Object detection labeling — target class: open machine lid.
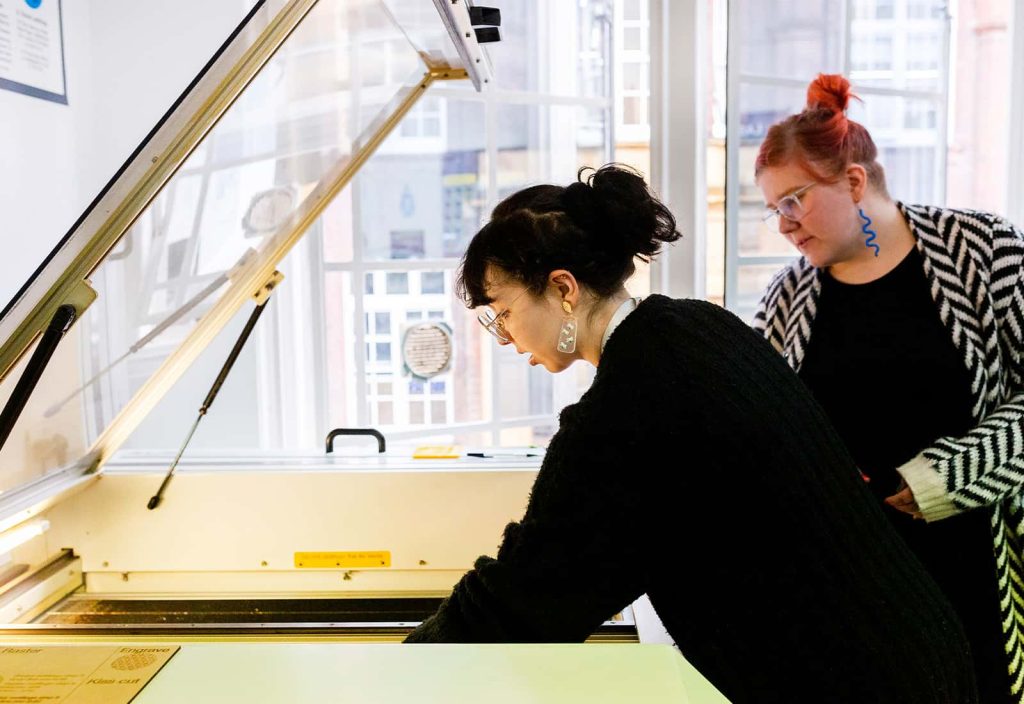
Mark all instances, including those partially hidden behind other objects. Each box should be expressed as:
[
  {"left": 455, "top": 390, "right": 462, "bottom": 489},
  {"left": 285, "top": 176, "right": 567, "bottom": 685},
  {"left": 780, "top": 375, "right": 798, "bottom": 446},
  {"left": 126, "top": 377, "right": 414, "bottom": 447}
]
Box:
[{"left": 0, "top": 0, "right": 498, "bottom": 527}]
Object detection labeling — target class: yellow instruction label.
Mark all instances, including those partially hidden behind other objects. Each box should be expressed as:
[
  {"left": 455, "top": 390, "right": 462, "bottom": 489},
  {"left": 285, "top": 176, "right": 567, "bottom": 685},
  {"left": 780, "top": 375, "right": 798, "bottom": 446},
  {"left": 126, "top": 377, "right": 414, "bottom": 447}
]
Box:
[
  {"left": 413, "top": 445, "right": 461, "bottom": 458},
  {"left": 294, "top": 551, "right": 391, "bottom": 568}
]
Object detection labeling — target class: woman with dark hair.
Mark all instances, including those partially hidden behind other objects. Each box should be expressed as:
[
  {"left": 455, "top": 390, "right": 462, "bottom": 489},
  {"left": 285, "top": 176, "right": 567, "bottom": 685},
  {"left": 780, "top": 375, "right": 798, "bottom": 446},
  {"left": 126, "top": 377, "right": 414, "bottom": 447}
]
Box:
[
  {"left": 753, "top": 74, "right": 1024, "bottom": 702},
  {"left": 406, "top": 164, "right": 977, "bottom": 703}
]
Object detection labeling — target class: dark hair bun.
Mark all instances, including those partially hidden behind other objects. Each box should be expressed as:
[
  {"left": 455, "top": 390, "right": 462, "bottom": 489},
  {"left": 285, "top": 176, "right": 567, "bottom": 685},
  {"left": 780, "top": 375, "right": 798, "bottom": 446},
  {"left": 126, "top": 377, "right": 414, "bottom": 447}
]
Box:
[
  {"left": 806, "top": 73, "right": 853, "bottom": 113},
  {"left": 581, "top": 164, "right": 681, "bottom": 261},
  {"left": 456, "top": 163, "right": 682, "bottom": 307}
]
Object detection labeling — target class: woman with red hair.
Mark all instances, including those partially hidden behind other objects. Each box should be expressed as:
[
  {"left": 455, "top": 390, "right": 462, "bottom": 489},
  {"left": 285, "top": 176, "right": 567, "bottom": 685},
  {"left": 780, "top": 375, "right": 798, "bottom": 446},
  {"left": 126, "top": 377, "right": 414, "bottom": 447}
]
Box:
[{"left": 754, "top": 73, "right": 1024, "bottom": 702}]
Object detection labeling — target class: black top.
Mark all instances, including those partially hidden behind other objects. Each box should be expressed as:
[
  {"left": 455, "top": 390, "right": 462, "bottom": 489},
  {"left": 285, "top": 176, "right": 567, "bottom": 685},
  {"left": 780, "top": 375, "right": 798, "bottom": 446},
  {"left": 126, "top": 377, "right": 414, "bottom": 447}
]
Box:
[
  {"left": 799, "top": 247, "right": 1005, "bottom": 700},
  {"left": 799, "top": 247, "right": 976, "bottom": 494},
  {"left": 406, "top": 295, "right": 977, "bottom": 704}
]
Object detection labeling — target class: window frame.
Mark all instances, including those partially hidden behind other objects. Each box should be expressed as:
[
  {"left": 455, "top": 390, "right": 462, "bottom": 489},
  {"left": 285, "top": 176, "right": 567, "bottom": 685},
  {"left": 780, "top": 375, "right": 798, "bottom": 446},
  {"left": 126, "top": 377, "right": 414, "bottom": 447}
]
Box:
[
  {"left": 327, "top": 2, "right": 617, "bottom": 447},
  {"left": 722, "top": 0, "right": 951, "bottom": 316}
]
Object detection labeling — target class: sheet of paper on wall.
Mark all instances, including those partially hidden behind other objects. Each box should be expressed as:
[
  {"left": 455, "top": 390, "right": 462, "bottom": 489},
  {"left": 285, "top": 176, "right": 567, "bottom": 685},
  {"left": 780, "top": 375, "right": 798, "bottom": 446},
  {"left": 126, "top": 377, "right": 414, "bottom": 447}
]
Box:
[
  {"left": 0, "top": 0, "right": 68, "bottom": 104},
  {"left": 0, "top": 645, "right": 178, "bottom": 703}
]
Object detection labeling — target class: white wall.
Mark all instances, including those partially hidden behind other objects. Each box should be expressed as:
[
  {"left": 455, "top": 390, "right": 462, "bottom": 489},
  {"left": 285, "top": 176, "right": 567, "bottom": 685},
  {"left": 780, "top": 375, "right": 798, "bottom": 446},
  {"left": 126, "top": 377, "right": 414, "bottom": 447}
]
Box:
[
  {"left": 0, "top": 0, "right": 258, "bottom": 314},
  {"left": 0, "top": 2, "right": 88, "bottom": 314}
]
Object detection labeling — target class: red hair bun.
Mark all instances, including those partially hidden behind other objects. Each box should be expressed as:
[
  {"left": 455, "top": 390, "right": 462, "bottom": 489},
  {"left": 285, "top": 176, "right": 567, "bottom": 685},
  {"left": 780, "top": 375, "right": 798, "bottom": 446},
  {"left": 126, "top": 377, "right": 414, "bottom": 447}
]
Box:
[{"left": 807, "top": 73, "right": 853, "bottom": 113}]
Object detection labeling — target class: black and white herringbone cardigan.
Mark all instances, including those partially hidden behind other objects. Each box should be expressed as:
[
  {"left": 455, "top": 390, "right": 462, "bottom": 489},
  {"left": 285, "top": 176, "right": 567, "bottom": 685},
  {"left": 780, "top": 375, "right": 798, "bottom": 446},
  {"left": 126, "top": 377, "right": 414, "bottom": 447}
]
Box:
[{"left": 753, "top": 202, "right": 1024, "bottom": 696}]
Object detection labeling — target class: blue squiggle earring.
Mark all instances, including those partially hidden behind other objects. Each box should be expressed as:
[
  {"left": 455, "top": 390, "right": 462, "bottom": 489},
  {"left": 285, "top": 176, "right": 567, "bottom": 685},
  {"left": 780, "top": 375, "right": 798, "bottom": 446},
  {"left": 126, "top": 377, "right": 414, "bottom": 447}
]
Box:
[{"left": 858, "top": 207, "right": 880, "bottom": 257}]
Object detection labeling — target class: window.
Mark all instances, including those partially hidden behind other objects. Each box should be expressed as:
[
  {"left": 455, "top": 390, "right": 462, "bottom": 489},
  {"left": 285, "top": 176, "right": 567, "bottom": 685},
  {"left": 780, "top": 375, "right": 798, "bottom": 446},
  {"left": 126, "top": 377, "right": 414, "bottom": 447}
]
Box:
[
  {"left": 385, "top": 273, "right": 409, "bottom": 294},
  {"left": 617, "top": 0, "right": 649, "bottom": 143},
  {"left": 410, "top": 402, "right": 425, "bottom": 425},
  {"left": 400, "top": 96, "right": 444, "bottom": 139},
  {"left": 723, "top": 0, "right": 950, "bottom": 321},
  {"left": 904, "top": 103, "right": 937, "bottom": 129},
  {"left": 623, "top": 96, "right": 647, "bottom": 125},
  {"left": 389, "top": 230, "right": 425, "bottom": 259},
  {"left": 431, "top": 400, "right": 447, "bottom": 422},
  {"left": 622, "top": 62, "right": 647, "bottom": 91},
  {"left": 908, "top": 1, "right": 936, "bottom": 19},
  {"left": 421, "top": 271, "right": 445, "bottom": 294},
  {"left": 317, "top": 1, "right": 618, "bottom": 449},
  {"left": 854, "top": 0, "right": 895, "bottom": 19},
  {"left": 907, "top": 34, "right": 940, "bottom": 71},
  {"left": 851, "top": 35, "right": 894, "bottom": 71},
  {"left": 623, "top": 27, "right": 643, "bottom": 51},
  {"left": 54, "top": 0, "right": 624, "bottom": 465}
]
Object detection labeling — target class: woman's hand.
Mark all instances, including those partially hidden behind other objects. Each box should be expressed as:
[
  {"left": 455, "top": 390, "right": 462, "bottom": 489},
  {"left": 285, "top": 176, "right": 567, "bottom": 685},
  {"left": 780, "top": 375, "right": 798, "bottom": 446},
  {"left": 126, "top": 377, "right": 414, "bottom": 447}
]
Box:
[{"left": 884, "top": 480, "right": 922, "bottom": 520}]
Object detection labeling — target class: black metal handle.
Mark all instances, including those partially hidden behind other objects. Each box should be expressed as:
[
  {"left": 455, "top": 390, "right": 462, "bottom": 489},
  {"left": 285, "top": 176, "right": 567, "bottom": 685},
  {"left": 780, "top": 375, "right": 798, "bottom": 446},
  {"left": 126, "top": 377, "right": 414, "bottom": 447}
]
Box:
[{"left": 325, "top": 428, "right": 386, "bottom": 454}]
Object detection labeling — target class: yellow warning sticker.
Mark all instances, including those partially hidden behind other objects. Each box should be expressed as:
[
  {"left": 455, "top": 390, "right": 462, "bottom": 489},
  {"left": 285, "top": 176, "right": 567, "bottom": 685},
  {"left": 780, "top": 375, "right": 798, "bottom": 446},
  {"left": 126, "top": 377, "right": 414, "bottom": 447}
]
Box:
[{"left": 294, "top": 551, "right": 391, "bottom": 568}]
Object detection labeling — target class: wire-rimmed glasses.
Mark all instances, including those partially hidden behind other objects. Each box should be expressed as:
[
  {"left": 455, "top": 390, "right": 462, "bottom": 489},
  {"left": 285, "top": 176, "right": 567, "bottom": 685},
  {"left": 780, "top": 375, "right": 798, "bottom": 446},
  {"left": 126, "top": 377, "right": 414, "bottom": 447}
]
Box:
[
  {"left": 476, "top": 288, "right": 528, "bottom": 344},
  {"left": 762, "top": 182, "right": 817, "bottom": 229}
]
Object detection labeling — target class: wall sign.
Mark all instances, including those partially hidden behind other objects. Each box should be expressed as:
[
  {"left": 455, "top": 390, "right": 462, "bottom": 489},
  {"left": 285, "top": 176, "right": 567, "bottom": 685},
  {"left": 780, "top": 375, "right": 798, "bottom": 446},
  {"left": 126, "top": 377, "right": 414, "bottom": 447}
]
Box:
[{"left": 0, "top": 0, "right": 67, "bottom": 104}]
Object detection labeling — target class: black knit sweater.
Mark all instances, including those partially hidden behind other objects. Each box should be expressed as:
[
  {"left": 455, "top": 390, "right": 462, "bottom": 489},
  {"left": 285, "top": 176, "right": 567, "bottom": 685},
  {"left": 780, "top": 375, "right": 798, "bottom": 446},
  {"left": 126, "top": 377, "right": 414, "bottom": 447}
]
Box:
[{"left": 405, "top": 295, "right": 977, "bottom": 703}]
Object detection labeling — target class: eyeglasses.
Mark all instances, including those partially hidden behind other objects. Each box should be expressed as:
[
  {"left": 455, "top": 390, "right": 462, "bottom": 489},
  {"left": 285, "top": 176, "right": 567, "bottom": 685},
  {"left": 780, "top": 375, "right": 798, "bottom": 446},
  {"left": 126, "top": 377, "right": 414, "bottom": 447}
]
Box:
[
  {"left": 477, "top": 288, "right": 528, "bottom": 344},
  {"left": 762, "top": 182, "right": 817, "bottom": 228}
]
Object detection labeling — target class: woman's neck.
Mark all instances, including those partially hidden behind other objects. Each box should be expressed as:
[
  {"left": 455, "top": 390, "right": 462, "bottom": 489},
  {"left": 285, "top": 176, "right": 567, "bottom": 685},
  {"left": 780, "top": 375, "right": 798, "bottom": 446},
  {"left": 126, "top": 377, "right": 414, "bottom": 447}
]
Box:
[
  {"left": 579, "top": 290, "right": 633, "bottom": 367},
  {"left": 828, "top": 197, "right": 916, "bottom": 284}
]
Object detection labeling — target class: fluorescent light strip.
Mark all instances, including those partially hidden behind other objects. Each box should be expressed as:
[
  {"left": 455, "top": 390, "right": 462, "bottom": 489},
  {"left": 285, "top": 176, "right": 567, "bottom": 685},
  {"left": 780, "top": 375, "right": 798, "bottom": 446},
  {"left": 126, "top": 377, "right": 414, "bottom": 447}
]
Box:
[{"left": 0, "top": 519, "right": 49, "bottom": 554}]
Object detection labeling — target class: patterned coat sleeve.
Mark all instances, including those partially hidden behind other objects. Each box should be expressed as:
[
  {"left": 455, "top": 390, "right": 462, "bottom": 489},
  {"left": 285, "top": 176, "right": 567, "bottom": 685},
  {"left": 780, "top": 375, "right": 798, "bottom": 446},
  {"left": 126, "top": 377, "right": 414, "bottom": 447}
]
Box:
[
  {"left": 751, "top": 265, "right": 797, "bottom": 355},
  {"left": 899, "top": 214, "right": 1024, "bottom": 520},
  {"left": 752, "top": 284, "right": 772, "bottom": 334}
]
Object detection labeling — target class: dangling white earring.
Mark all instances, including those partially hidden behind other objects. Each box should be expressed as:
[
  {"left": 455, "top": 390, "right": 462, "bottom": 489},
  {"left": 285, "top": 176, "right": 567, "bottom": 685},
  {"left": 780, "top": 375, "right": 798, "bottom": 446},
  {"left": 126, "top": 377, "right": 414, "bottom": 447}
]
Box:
[{"left": 557, "top": 300, "right": 577, "bottom": 354}]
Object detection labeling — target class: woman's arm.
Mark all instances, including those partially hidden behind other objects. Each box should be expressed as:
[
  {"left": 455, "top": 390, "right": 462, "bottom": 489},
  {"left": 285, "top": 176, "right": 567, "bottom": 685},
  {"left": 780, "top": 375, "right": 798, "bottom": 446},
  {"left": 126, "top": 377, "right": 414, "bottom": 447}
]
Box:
[
  {"left": 404, "top": 498, "right": 650, "bottom": 642},
  {"left": 898, "top": 215, "right": 1024, "bottom": 520},
  {"left": 405, "top": 395, "right": 657, "bottom": 643}
]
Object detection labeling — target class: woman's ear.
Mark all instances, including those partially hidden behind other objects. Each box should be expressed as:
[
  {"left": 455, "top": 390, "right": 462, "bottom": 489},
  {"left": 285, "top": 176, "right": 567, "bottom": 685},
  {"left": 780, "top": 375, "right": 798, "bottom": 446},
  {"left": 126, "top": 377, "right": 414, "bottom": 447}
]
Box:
[
  {"left": 847, "top": 163, "right": 868, "bottom": 203},
  {"left": 548, "top": 269, "right": 580, "bottom": 306}
]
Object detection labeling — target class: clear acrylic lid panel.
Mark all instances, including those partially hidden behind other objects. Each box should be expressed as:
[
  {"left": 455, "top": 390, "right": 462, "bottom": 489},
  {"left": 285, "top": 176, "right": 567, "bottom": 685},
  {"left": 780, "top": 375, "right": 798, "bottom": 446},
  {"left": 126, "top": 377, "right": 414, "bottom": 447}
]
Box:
[{"left": 0, "top": 0, "right": 432, "bottom": 493}]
